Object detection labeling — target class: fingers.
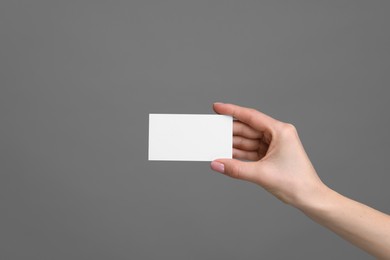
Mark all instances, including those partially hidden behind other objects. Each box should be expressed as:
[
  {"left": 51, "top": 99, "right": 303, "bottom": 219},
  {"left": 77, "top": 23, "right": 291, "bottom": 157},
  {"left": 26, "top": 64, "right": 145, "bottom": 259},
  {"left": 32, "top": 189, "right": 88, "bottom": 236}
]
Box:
[
  {"left": 233, "top": 141, "right": 269, "bottom": 161},
  {"left": 211, "top": 102, "right": 276, "bottom": 185},
  {"left": 233, "top": 148, "right": 261, "bottom": 161},
  {"left": 211, "top": 159, "right": 258, "bottom": 183},
  {"left": 213, "top": 103, "right": 277, "bottom": 133},
  {"left": 233, "top": 136, "right": 260, "bottom": 151},
  {"left": 233, "top": 121, "right": 262, "bottom": 139}
]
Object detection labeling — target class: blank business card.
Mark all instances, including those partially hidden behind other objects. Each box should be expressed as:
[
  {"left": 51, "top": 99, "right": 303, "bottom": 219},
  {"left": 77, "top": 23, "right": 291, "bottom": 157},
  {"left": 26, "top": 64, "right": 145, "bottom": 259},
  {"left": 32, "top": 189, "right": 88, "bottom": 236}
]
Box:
[{"left": 148, "top": 114, "right": 232, "bottom": 161}]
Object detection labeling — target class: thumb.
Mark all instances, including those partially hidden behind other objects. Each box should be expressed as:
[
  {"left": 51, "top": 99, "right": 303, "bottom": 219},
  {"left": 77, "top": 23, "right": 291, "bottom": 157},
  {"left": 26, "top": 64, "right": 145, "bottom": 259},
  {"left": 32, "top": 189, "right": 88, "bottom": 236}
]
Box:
[{"left": 210, "top": 159, "right": 257, "bottom": 183}]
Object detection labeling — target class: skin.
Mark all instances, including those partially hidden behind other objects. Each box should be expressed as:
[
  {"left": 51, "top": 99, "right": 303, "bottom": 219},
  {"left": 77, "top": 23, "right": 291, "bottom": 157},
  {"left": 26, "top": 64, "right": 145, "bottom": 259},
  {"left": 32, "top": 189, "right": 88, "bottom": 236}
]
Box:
[{"left": 210, "top": 102, "right": 390, "bottom": 259}]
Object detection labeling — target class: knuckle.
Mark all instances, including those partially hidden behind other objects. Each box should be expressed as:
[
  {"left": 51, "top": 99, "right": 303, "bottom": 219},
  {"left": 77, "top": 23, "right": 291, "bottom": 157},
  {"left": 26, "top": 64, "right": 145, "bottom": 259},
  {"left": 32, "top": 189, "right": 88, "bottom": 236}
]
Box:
[
  {"left": 247, "top": 112, "right": 257, "bottom": 125},
  {"left": 284, "top": 123, "right": 296, "bottom": 132},
  {"left": 230, "top": 164, "right": 242, "bottom": 179},
  {"left": 248, "top": 108, "right": 257, "bottom": 114},
  {"left": 277, "top": 122, "right": 298, "bottom": 138}
]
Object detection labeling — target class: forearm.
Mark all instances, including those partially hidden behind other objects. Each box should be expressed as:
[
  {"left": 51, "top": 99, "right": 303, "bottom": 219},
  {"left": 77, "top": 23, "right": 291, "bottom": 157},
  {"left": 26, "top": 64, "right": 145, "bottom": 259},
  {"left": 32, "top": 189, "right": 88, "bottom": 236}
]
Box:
[
  {"left": 211, "top": 103, "right": 390, "bottom": 258},
  {"left": 297, "top": 186, "right": 390, "bottom": 259}
]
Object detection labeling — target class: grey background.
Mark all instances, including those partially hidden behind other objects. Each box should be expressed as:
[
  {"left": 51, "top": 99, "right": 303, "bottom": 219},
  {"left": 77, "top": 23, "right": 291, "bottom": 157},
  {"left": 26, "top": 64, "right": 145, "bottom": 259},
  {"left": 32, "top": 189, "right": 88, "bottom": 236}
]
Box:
[{"left": 1, "top": 1, "right": 389, "bottom": 259}]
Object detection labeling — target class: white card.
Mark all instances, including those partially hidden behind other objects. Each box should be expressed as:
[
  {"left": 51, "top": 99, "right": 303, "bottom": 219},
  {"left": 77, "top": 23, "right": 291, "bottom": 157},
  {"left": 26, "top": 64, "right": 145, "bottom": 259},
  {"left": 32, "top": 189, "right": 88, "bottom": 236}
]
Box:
[{"left": 148, "top": 114, "right": 232, "bottom": 161}]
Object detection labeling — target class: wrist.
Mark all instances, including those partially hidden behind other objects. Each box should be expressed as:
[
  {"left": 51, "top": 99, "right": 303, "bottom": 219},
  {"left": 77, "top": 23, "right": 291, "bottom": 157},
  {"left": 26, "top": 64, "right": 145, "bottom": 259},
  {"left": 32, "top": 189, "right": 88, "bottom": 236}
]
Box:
[{"left": 293, "top": 182, "right": 338, "bottom": 214}]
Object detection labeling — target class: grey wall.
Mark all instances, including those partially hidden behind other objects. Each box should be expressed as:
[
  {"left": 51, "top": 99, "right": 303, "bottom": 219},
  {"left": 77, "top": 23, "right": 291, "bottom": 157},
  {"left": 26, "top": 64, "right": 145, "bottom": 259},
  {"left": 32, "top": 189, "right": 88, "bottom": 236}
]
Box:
[{"left": 1, "top": 1, "right": 389, "bottom": 259}]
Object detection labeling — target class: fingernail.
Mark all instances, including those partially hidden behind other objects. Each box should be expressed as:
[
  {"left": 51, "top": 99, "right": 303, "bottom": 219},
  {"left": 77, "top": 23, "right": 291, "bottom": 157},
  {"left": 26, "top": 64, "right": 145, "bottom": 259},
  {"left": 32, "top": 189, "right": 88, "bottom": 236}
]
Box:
[
  {"left": 213, "top": 102, "right": 224, "bottom": 105},
  {"left": 211, "top": 161, "right": 225, "bottom": 173}
]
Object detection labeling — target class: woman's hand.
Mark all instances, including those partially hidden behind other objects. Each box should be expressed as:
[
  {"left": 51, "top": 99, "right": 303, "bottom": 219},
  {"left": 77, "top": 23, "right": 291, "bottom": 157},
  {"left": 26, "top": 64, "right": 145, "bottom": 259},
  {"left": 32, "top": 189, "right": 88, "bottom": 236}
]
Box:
[
  {"left": 210, "top": 102, "right": 390, "bottom": 259},
  {"left": 210, "top": 102, "right": 329, "bottom": 208}
]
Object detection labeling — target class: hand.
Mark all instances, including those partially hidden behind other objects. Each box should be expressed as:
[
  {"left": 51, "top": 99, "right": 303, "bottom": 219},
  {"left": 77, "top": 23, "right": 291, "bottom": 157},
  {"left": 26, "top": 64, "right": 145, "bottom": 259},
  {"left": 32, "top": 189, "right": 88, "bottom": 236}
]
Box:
[
  {"left": 211, "top": 103, "right": 390, "bottom": 258},
  {"left": 211, "top": 102, "right": 329, "bottom": 208}
]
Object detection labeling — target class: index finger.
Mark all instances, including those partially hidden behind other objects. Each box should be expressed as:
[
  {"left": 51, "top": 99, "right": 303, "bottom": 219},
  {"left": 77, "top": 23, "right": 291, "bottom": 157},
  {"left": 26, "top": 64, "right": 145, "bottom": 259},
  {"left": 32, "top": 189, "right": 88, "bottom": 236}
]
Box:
[{"left": 213, "top": 103, "right": 278, "bottom": 133}]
